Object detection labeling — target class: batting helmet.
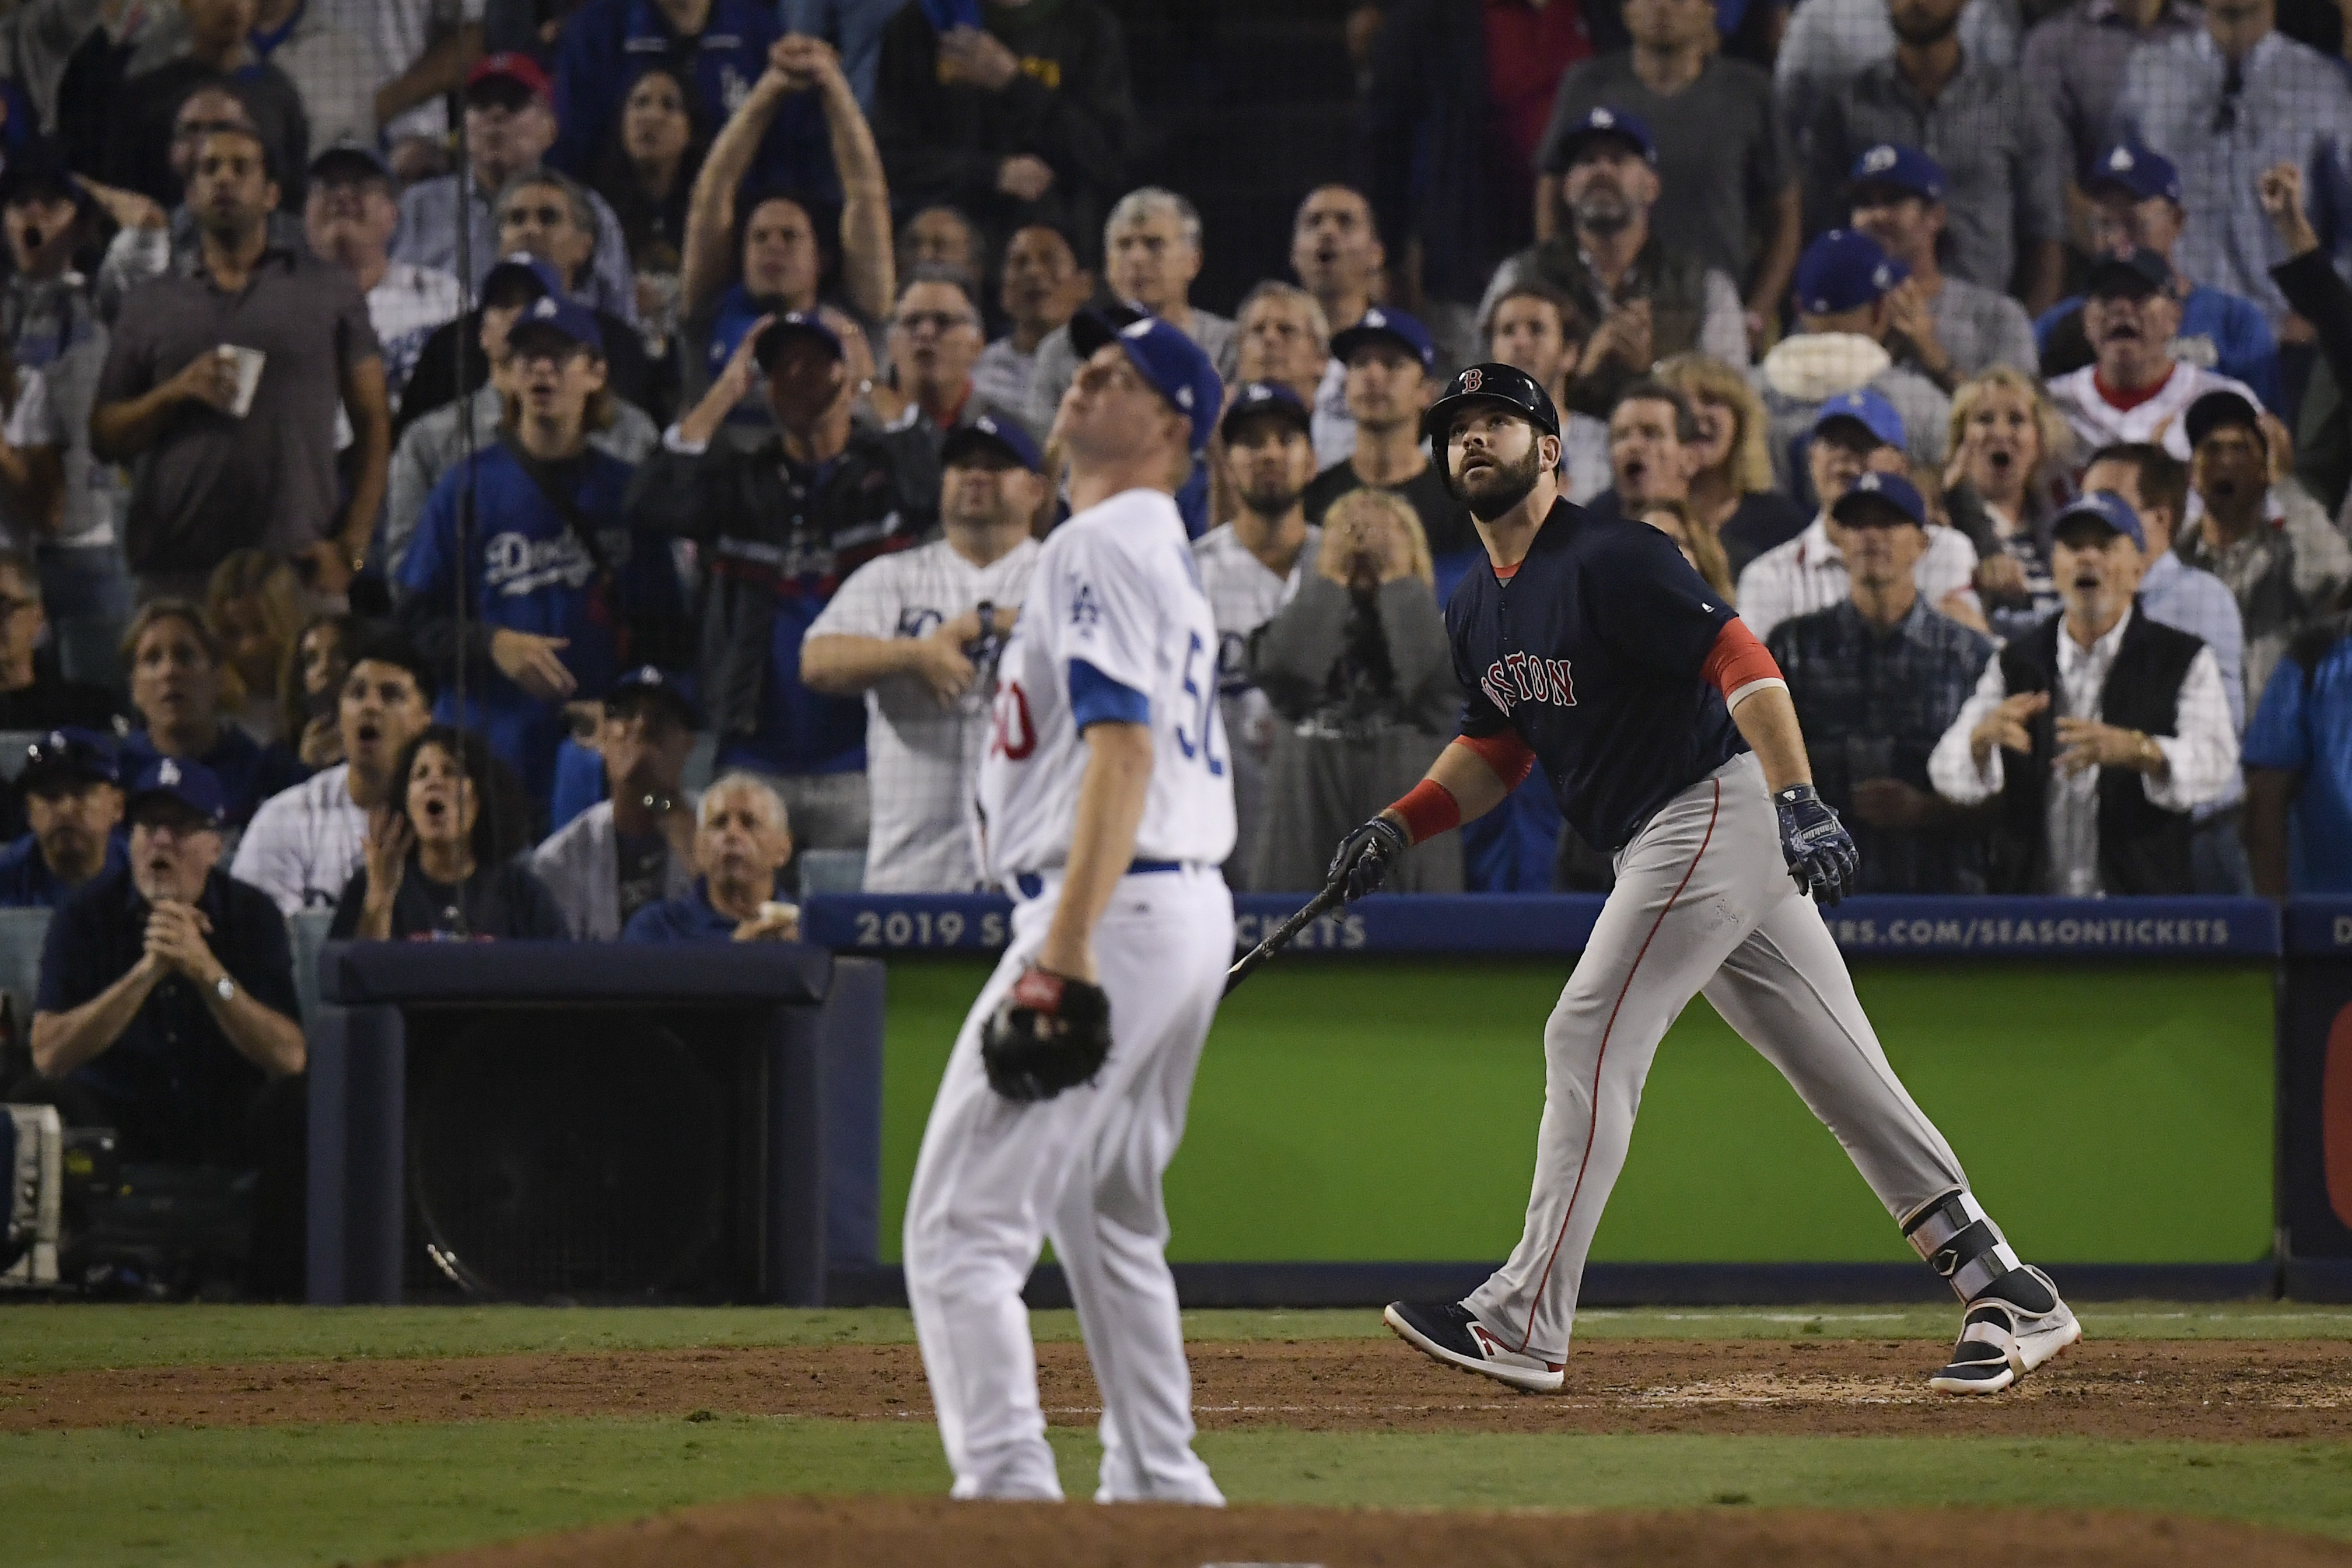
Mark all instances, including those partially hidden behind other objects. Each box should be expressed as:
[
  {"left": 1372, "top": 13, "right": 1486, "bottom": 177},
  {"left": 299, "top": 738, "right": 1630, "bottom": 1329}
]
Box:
[{"left": 1421, "top": 362, "right": 1560, "bottom": 450}]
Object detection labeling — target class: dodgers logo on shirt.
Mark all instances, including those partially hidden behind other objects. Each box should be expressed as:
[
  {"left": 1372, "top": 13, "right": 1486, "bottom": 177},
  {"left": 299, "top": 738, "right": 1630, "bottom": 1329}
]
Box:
[
  {"left": 1069, "top": 581, "right": 1102, "bottom": 629},
  {"left": 1479, "top": 654, "right": 1578, "bottom": 715}
]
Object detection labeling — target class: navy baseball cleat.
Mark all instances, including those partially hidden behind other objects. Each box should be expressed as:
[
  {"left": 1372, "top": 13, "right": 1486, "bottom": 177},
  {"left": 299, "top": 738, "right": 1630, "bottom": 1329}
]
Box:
[
  {"left": 1383, "top": 1300, "right": 1565, "bottom": 1392},
  {"left": 1929, "top": 1265, "right": 2081, "bottom": 1394}
]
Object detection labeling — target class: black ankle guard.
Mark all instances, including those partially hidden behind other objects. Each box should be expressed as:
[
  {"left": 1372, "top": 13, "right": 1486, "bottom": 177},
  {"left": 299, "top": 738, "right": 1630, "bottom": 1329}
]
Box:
[{"left": 1901, "top": 1189, "right": 2022, "bottom": 1303}]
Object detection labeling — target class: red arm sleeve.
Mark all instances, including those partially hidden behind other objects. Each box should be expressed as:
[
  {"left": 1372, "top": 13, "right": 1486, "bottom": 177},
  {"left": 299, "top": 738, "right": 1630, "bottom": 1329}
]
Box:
[
  {"left": 1699, "top": 618, "right": 1785, "bottom": 706},
  {"left": 1457, "top": 730, "right": 1537, "bottom": 789},
  {"left": 1384, "top": 734, "right": 1538, "bottom": 845}
]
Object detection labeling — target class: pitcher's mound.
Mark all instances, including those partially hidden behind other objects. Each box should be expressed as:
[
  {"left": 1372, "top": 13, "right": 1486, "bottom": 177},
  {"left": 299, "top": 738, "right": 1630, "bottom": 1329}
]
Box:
[{"left": 409, "top": 1496, "right": 2352, "bottom": 1568}]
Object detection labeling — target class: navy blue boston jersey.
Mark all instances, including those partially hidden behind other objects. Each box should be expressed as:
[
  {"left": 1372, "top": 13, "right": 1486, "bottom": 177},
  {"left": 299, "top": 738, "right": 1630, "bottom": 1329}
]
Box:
[{"left": 1449, "top": 500, "right": 1746, "bottom": 850}]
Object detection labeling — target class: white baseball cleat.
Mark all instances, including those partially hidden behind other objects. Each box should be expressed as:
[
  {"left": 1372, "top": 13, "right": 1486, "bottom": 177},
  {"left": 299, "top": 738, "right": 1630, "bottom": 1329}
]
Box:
[
  {"left": 1383, "top": 1300, "right": 1566, "bottom": 1393},
  {"left": 1929, "top": 1265, "right": 2082, "bottom": 1395}
]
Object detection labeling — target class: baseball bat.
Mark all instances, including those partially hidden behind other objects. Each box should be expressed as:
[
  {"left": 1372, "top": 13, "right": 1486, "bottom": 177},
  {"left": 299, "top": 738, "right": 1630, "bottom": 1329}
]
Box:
[{"left": 1224, "top": 878, "right": 1349, "bottom": 995}]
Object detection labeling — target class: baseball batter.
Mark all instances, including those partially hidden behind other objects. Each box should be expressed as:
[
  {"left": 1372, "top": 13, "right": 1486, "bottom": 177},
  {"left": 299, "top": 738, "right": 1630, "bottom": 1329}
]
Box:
[
  {"left": 1333, "top": 365, "right": 2080, "bottom": 1396},
  {"left": 902, "top": 314, "right": 1236, "bottom": 1502}
]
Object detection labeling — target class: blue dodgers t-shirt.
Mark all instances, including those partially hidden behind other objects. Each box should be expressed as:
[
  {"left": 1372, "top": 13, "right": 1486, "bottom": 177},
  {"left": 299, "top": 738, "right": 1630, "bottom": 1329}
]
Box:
[
  {"left": 2242, "top": 627, "right": 2352, "bottom": 892},
  {"left": 1447, "top": 499, "right": 1746, "bottom": 851}
]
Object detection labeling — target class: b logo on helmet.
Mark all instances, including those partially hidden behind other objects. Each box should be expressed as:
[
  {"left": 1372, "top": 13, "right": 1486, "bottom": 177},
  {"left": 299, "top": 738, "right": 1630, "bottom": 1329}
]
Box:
[{"left": 1462, "top": 368, "right": 1483, "bottom": 394}]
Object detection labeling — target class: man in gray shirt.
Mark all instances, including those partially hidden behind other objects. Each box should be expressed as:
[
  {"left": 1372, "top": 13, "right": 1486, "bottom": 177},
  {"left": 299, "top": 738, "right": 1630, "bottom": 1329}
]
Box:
[
  {"left": 1537, "top": 0, "right": 1798, "bottom": 341},
  {"left": 1846, "top": 142, "right": 2040, "bottom": 389},
  {"left": 1801, "top": 0, "right": 2068, "bottom": 312},
  {"left": 2020, "top": 0, "right": 2204, "bottom": 196},
  {"left": 92, "top": 127, "right": 388, "bottom": 604}
]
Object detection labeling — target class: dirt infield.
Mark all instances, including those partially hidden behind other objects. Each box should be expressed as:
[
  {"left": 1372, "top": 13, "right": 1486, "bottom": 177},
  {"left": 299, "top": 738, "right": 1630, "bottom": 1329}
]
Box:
[
  {"left": 410, "top": 1496, "right": 2352, "bottom": 1568},
  {"left": 6, "top": 1336, "right": 2348, "bottom": 1440}
]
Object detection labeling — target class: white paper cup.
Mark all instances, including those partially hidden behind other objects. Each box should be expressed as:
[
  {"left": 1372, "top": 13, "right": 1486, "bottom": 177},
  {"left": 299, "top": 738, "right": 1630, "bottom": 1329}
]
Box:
[{"left": 219, "top": 345, "right": 265, "bottom": 418}]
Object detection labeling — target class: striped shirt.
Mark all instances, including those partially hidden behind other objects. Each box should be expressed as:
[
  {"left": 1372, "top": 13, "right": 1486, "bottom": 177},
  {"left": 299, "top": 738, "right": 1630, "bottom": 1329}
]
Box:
[
  {"left": 1194, "top": 521, "right": 1318, "bottom": 888},
  {"left": 1801, "top": 55, "right": 2070, "bottom": 295},
  {"left": 229, "top": 764, "right": 368, "bottom": 916},
  {"left": 2114, "top": 29, "right": 2352, "bottom": 331}
]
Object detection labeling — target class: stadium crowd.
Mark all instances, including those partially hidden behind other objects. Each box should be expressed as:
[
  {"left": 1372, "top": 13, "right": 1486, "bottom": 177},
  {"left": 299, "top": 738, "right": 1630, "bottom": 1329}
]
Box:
[{"left": 4, "top": 0, "right": 2352, "bottom": 1290}]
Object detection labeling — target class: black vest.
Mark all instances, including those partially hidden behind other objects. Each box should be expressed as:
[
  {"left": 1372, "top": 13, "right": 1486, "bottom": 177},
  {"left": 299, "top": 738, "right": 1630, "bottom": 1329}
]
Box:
[{"left": 1993, "top": 607, "right": 2204, "bottom": 895}]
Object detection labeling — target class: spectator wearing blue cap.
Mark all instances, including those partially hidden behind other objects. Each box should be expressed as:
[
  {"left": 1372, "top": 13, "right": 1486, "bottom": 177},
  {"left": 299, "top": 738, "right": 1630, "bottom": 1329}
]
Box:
[
  {"left": 628, "top": 307, "right": 933, "bottom": 852},
  {"left": 2114, "top": 0, "right": 2352, "bottom": 337},
  {"left": 1536, "top": 0, "right": 1799, "bottom": 349},
  {"left": 550, "top": 2, "right": 839, "bottom": 212},
  {"left": 1483, "top": 106, "right": 1749, "bottom": 421},
  {"left": 801, "top": 413, "right": 1044, "bottom": 891},
  {"left": 399, "top": 293, "right": 688, "bottom": 806},
  {"left": 385, "top": 254, "right": 663, "bottom": 579},
  {"left": 1768, "top": 472, "right": 1997, "bottom": 892},
  {"left": 1193, "top": 383, "right": 1323, "bottom": 889},
  {"left": 1798, "top": 0, "right": 2068, "bottom": 315},
  {"left": 1304, "top": 307, "right": 1482, "bottom": 603},
  {"left": 674, "top": 30, "right": 895, "bottom": 417},
  {"left": 2030, "top": 144, "right": 2279, "bottom": 407},
  {"left": 1930, "top": 489, "right": 2238, "bottom": 895},
  {"left": 870, "top": 0, "right": 1135, "bottom": 278},
  {"left": 1023, "top": 190, "right": 1240, "bottom": 444},
  {"left": 1738, "top": 387, "right": 1982, "bottom": 643},
  {"left": 0, "top": 729, "right": 127, "bottom": 908},
  {"left": 2244, "top": 589, "right": 2352, "bottom": 894},
  {"left": 531, "top": 667, "right": 705, "bottom": 936},
  {"left": 2045, "top": 247, "right": 2266, "bottom": 461},
  {"left": 2021, "top": 0, "right": 2203, "bottom": 197},
  {"left": 1756, "top": 228, "right": 1952, "bottom": 499},
  {"left": 25, "top": 754, "right": 307, "bottom": 1295},
  {"left": 1846, "top": 143, "right": 2038, "bottom": 390}
]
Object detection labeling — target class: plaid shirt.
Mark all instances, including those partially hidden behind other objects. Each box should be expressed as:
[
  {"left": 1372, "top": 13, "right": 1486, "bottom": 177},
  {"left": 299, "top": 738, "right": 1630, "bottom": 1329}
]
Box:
[
  {"left": 2115, "top": 29, "right": 2352, "bottom": 330},
  {"left": 1770, "top": 596, "right": 1997, "bottom": 892},
  {"left": 1801, "top": 55, "right": 2068, "bottom": 294},
  {"left": 2020, "top": 0, "right": 2206, "bottom": 179}
]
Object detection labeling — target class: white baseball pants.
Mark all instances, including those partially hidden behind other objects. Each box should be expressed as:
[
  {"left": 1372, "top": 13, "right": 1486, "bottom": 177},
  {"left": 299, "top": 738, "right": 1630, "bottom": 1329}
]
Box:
[
  {"left": 1464, "top": 751, "right": 1973, "bottom": 1363},
  {"left": 904, "top": 864, "right": 1231, "bottom": 1504}
]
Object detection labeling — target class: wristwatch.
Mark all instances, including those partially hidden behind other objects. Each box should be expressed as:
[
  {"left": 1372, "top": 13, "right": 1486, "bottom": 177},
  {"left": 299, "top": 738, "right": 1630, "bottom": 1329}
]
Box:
[{"left": 214, "top": 974, "right": 236, "bottom": 1004}]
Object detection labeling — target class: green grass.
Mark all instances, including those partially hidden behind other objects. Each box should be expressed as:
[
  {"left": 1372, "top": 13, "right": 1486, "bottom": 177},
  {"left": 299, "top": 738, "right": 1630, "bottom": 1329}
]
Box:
[
  {"left": 5, "top": 1301, "right": 2347, "bottom": 1376},
  {"left": 5, "top": 1418, "right": 2350, "bottom": 1567},
  {"left": 881, "top": 957, "right": 2277, "bottom": 1265}
]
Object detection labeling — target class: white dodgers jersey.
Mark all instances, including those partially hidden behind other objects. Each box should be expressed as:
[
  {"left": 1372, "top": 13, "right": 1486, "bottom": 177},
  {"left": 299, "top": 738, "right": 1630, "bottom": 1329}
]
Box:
[{"left": 976, "top": 489, "right": 1237, "bottom": 882}]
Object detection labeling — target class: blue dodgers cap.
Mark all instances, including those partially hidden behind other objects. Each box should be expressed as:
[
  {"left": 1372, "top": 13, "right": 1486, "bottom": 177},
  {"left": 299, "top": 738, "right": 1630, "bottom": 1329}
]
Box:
[
  {"left": 1549, "top": 105, "right": 1657, "bottom": 169},
  {"left": 1794, "top": 229, "right": 1908, "bottom": 316},
  {"left": 1849, "top": 142, "right": 1947, "bottom": 202},
  {"left": 507, "top": 290, "right": 604, "bottom": 357},
  {"left": 1219, "top": 379, "right": 1313, "bottom": 441},
  {"left": 605, "top": 664, "right": 704, "bottom": 728},
  {"left": 1083, "top": 314, "right": 1224, "bottom": 453},
  {"left": 1830, "top": 470, "right": 1928, "bottom": 528},
  {"left": 942, "top": 410, "right": 1045, "bottom": 473},
  {"left": 1065, "top": 300, "right": 1151, "bottom": 358},
  {"left": 481, "top": 250, "right": 565, "bottom": 304},
  {"left": 19, "top": 727, "right": 118, "bottom": 793},
  {"left": 125, "top": 755, "right": 226, "bottom": 827},
  {"left": 1811, "top": 387, "right": 1905, "bottom": 449},
  {"left": 2051, "top": 489, "right": 2148, "bottom": 551},
  {"left": 2084, "top": 245, "right": 2173, "bottom": 299},
  {"left": 752, "top": 309, "right": 845, "bottom": 372},
  {"left": 1330, "top": 306, "right": 1437, "bottom": 372},
  {"left": 2085, "top": 142, "right": 2183, "bottom": 206}
]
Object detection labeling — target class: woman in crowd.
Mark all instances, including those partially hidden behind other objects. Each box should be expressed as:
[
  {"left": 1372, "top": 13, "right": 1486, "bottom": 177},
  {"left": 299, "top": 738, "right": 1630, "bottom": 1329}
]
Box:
[
  {"left": 1637, "top": 498, "right": 1737, "bottom": 603},
  {"left": 335, "top": 724, "right": 566, "bottom": 942},
  {"left": 278, "top": 612, "right": 355, "bottom": 774},
  {"left": 1657, "top": 355, "right": 1809, "bottom": 578},
  {"left": 204, "top": 550, "right": 304, "bottom": 747},
  {"left": 117, "top": 600, "right": 306, "bottom": 831},
  {"left": 1943, "top": 368, "right": 2074, "bottom": 640},
  {"left": 1249, "top": 488, "right": 1462, "bottom": 893},
  {"left": 594, "top": 64, "right": 709, "bottom": 361}
]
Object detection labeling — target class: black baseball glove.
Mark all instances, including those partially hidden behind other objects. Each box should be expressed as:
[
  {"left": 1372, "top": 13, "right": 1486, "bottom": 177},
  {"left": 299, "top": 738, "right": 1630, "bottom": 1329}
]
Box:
[
  {"left": 981, "top": 966, "right": 1114, "bottom": 1102},
  {"left": 1775, "top": 783, "right": 1859, "bottom": 906},
  {"left": 1328, "top": 816, "right": 1410, "bottom": 902}
]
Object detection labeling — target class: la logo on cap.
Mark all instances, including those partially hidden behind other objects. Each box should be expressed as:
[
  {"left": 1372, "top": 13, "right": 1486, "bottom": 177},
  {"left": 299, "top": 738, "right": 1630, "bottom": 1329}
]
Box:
[
  {"left": 2109, "top": 147, "right": 2134, "bottom": 171},
  {"left": 636, "top": 664, "right": 659, "bottom": 681},
  {"left": 1592, "top": 108, "right": 1614, "bottom": 127},
  {"left": 1364, "top": 308, "right": 1386, "bottom": 327},
  {"left": 1863, "top": 145, "right": 1897, "bottom": 173},
  {"left": 531, "top": 296, "right": 559, "bottom": 318},
  {"left": 159, "top": 759, "right": 180, "bottom": 785}
]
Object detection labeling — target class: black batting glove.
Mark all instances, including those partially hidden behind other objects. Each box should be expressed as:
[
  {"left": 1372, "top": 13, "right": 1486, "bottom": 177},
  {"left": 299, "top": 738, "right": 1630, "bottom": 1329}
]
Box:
[
  {"left": 1328, "top": 816, "right": 1410, "bottom": 902},
  {"left": 1774, "top": 784, "right": 1858, "bottom": 906}
]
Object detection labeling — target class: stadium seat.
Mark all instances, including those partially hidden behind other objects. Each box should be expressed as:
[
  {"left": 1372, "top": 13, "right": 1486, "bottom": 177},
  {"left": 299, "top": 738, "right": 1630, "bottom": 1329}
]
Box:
[
  {"left": 288, "top": 909, "right": 335, "bottom": 1028},
  {"left": 796, "top": 849, "right": 866, "bottom": 894},
  {"left": 0, "top": 732, "right": 46, "bottom": 781},
  {"left": 0, "top": 908, "right": 50, "bottom": 1037}
]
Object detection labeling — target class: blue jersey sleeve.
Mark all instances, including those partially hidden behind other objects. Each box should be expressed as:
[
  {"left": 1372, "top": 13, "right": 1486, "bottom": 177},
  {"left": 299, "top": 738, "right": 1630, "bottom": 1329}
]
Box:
[
  {"left": 2243, "top": 656, "right": 2314, "bottom": 772},
  {"left": 1584, "top": 520, "right": 1739, "bottom": 678}
]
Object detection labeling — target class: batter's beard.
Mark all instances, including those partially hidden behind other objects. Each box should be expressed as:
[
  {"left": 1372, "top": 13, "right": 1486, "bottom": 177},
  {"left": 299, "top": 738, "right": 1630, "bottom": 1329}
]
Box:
[{"left": 1461, "top": 446, "right": 1545, "bottom": 522}]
